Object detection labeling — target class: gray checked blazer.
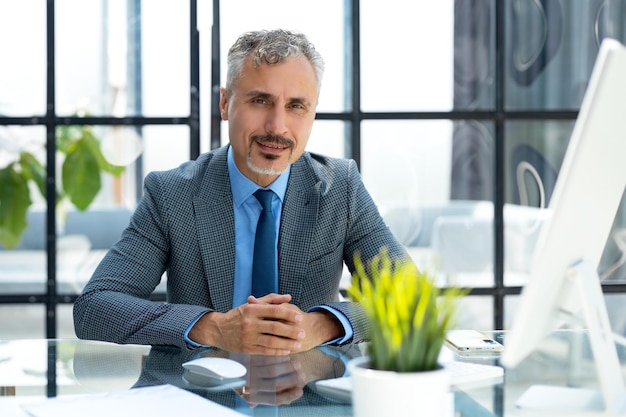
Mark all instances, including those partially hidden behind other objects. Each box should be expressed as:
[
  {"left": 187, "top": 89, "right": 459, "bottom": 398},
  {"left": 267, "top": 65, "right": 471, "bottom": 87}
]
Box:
[{"left": 73, "top": 145, "right": 408, "bottom": 349}]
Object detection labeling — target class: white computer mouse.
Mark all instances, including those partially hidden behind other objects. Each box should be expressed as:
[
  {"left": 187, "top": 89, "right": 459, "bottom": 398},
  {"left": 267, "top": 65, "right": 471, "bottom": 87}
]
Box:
[{"left": 182, "top": 357, "right": 247, "bottom": 380}]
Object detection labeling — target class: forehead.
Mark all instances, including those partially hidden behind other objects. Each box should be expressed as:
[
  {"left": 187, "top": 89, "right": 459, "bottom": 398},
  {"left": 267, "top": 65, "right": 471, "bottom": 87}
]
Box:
[{"left": 235, "top": 55, "right": 319, "bottom": 100}]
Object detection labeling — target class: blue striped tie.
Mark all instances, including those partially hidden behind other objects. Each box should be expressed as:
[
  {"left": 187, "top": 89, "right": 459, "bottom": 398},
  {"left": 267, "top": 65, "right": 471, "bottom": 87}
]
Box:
[{"left": 251, "top": 189, "right": 277, "bottom": 297}]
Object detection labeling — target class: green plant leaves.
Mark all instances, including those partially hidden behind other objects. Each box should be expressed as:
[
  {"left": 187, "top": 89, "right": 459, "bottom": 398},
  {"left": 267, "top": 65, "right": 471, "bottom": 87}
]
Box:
[
  {"left": 60, "top": 128, "right": 125, "bottom": 210},
  {"left": 348, "top": 249, "right": 468, "bottom": 373},
  {"left": 0, "top": 124, "right": 126, "bottom": 248},
  {"left": 0, "top": 165, "right": 32, "bottom": 248},
  {"left": 62, "top": 135, "right": 102, "bottom": 211},
  {"left": 19, "top": 152, "right": 47, "bottom": 198},
  {"left": 81, "top": 129, "right": 124, "bottom": 176}
]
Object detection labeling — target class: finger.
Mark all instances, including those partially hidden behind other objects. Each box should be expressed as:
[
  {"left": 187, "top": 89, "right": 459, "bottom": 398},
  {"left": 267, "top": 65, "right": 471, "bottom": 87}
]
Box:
[
  {"left": 249, "top": 358, "right": 298, "bottom": 379},
  {"left": 243, "top": 303, "right": 303, "bottom": 325},
  {"left": 255, "top": 318, "right": 305, "bottom": 342},
  {"left": 245, "top": 345, "right": 292, "bottom": 356},
  {"left": 246, "top": 371, "right": 301, "bottom": 393},
  {"left": 252, "top": 332, "right": 303, "bottom": 353},
  {"left": 272, "top": 386, "right": 305, "bottom": 405},
  {"left": 248, "top": 293, "right": 292, "bottom": 305},
  {"left": 241, "top": 387, "right": 304, "bottom": 407},
  {"left": 248, "top": 354, "right": 292, "bottom": 368}
]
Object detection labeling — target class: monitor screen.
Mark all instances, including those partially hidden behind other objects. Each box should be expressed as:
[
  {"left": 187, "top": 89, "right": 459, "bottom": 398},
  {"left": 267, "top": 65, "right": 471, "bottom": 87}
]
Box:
[{"left": 500, "top": 38, "right": 626, "bottom": 415}]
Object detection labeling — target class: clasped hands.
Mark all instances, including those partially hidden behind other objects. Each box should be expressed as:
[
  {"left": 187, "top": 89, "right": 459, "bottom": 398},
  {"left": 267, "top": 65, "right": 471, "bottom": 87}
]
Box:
[
  {"left": 232, "top": 349, "right": 344, "bottom": 407},
  {"left": 188, "top": 293, "right": 343, "bottom": 356}
]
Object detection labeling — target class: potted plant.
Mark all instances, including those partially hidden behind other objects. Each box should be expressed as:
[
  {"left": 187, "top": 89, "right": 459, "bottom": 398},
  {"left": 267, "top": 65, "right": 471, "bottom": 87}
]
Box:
[
  {"left": 347, "top": 248, "right": 466, "bottom": 417},
  {"left": 0, "top": 122, "right": 124, "bottom": 249}
]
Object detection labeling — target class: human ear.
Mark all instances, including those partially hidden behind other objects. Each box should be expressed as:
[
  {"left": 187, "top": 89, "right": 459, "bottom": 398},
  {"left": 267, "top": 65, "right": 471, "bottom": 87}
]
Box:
[{"left": 219, "top": 87, "right": 229, "bottom": 120}]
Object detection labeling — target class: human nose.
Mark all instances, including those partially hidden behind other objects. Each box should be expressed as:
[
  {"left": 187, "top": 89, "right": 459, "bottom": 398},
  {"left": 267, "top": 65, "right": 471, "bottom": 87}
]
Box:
[{"left": 265, "top": 106, "right": 288, "bottom": 136}]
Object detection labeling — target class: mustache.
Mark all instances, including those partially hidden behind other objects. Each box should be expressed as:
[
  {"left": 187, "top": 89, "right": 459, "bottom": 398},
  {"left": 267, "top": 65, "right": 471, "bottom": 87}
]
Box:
[{"left": 252, "top": 134, "right": 294, "bottom": 148}]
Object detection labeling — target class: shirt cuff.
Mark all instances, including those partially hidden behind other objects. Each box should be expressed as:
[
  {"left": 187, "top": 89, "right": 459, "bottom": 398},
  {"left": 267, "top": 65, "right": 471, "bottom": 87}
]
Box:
[
  {"left": 183, "top": 311, "right": 212, "bottom": 348},
  {"left": 308, "top": 305, "right": 354, "bottom": 345},
  {"left": 316, "top": 345, "right": 352, "bottom": 377}
]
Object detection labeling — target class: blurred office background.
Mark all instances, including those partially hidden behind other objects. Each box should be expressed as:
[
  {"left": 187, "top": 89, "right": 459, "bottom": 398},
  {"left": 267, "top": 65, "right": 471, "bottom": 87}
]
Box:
[{"left": 1, "top": 0, "right": 626, "bottom": 340}]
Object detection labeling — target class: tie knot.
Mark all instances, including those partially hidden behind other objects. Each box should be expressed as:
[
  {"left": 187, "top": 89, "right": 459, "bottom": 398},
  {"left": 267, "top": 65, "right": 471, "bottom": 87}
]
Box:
[{"left": 254, "top": 189, "right": 274, "bottom": 212}]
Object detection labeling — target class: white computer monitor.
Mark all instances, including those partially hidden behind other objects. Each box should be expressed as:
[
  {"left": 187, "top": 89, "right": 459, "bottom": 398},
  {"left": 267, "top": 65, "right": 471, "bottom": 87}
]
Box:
[{"left": 500, "top": 38, "right": 626, "bottom": 416}]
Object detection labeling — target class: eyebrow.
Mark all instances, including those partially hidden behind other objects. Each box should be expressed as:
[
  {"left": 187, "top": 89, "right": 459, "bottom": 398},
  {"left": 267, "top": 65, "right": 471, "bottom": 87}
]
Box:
[{"left": 245, "top": 90, "right": 312, "bottom": 107}]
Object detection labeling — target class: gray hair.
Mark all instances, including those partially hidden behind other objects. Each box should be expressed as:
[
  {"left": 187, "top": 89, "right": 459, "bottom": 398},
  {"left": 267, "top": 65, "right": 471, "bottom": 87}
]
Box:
[{"left": 225, "top": 29, "right": 325, "bottom": 94}]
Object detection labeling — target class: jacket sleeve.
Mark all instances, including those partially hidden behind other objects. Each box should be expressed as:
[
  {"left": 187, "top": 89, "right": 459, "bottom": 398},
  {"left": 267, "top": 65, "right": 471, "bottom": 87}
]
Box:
[
  {"left": 332, "top": 159, "right": 411, "bottom": 344},
  {"left": 73, "top": 171, "right": 211, "bottom": 349}
]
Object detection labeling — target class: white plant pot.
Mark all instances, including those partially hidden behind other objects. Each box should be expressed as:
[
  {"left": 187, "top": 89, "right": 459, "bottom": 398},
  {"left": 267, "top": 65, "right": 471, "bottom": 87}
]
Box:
[{"left": 349, "top": 357, "right": 450, "bottom": 417}]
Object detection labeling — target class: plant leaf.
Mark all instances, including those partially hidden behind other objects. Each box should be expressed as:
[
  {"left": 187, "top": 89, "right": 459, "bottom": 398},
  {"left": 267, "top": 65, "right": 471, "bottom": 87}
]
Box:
[
  {"left": 56, "top": 125, "right": 83, "bottom": 153},
  {"left": 19, "top": 152, "right": 47, "bottom": 198},
  {"left": 62, "top": 137, "right": 101, "bottom": 210},
  {"left": 348, "top": 249, "right": 466, "bottom": 372},
  {"left": 82, "top": 129, "right": 125, "bottom": 176},
  {"left": 0, "top": 165, "right": 32, "bottom": 248}
]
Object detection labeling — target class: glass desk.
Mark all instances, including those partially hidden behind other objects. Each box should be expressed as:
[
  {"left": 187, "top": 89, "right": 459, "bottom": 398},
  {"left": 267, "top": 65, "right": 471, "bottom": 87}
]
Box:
[{"left": 1, "top": 330, "right": 625, "bottom": 416}]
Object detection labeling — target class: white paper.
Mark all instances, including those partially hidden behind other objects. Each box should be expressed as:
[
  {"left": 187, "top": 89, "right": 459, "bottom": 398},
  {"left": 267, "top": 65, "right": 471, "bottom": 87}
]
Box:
[{"left": 20, "top": 384, "right": 245, "bottom": 417}]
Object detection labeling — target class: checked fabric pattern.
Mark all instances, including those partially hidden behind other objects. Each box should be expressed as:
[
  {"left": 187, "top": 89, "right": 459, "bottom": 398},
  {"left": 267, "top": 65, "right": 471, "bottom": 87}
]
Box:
[{"left": 74, "top": 145, "right": 409, "bottom": 349}]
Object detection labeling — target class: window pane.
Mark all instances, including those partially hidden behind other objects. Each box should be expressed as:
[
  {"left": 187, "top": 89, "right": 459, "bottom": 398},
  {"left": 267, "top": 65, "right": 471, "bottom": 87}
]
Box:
[
  {"left": 141, "top": 0, "right": 190, "bottom": 116},
  {"left": 504, "top": 120, "right": 626, "bottom": 285},
  {"left": 361, "top": 120, "right": 495, "bottom": 287},
  {"left": 219, "top": 0, "right": 346, "bottom": 112},
  {"left": 456, "top": 295, "right": 495, "bottom": 331},
  {"left": 504, "top": 120, "right": 572, "bottom": 286},
  {"left": 90, "top": 126, "right": 143, "bottom": 207},
  {"left": 504, "top": 1, "right": 626, "bottom": 110},
  {"left": 142, "top": 125, "right": 190, "bottom": 176},
  {"left": 361, "top": 120, "right": 454, "bottom": 208},
  {"left": 0, "top": 240, "right": 46, "bottom": 294},
  {"left": 58, "top": 304, "right": 77, "bottom": 339},
  {"left": 453, "top": 0, "right": 495, "bottom": 111},
  {"left": 361, "top": 120, "right": 495, "bottom": 205},
  {"left": 606, "top": 293, "right": 626, "bottom": 335},
  {"left": 0, "top": 126, "right": 47, "bottom": 294},
  {"left": 50, "top": 125, "right": 186, "bottom": 296},
  {"left": 0, "top": 305, "right": 45, "bottom": 339},
  {"left": 55, "top": 0, "right": 189, "bottom": 117},
  {"left": 450, "top": 120, "right": 495, "bottom": 201},
  {"left": 361, "top": 1, "right": 456, "bottom": 112},
  {"left": 56, "top": 0, "right": 109, "bottom": 116},
  {"left": 504, "top": 121, "right": 572, "bottom": 207},
  {"left": 306, "top": 120, "right": 346, "bottom": 159},
  {"left": 0, "top": 2, "right": 46, "bottom": 116},
  {"left": 504, "top": 294, "right": 519, "bottom": 330}
]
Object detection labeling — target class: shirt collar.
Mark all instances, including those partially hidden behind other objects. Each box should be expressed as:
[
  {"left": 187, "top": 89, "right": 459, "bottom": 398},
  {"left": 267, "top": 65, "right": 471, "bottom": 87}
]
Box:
[{"left": 227, "top": 145, "right": 290, "bottom": 208}]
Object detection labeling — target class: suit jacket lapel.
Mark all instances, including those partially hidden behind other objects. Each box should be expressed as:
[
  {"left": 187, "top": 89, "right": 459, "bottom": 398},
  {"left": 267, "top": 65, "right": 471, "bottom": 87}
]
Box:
[
  {"left": 279, "top": 155, "right": 320, "bottom": 305},
  {"left": 193, "top": 147, "right": 236, "bottom": 313},
  {"left": 191, "top": 149, "right": 321, "bottom": 311}
]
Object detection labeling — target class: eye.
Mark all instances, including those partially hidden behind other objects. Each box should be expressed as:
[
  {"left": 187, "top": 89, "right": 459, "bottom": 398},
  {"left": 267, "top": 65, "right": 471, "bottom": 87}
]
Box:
[
  {"left": 289, "top": 102, "right": 308, "bottom": 111},
  {"left": 252, "top": 97, "right": 268, "bottom": 105}
]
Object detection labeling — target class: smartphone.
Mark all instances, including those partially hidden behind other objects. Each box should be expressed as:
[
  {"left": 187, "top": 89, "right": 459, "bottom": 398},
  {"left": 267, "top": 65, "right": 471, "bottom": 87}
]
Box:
[{"left": 445, "top": 330, "right": 504, "bottom": 354}]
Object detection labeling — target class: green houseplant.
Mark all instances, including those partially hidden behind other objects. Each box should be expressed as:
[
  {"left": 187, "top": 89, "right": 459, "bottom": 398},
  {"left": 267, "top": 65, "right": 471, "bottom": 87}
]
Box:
[
  {"left": 0, "top": 123, "right": 124, "bottom": 249},
  {"left": 347, "top": 248, "right": 467, "bottom": 417}
]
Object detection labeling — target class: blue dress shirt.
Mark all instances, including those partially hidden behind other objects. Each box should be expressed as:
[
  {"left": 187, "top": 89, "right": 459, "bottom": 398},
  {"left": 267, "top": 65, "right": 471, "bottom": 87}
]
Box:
[{"left": 184, "top": 146, "right": 352, "bottom": 346}]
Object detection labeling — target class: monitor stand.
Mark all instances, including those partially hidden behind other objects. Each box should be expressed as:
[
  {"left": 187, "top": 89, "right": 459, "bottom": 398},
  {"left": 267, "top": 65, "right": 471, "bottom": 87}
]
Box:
[{"left": 515, "top": 259, "right": 626, "bottom": 416}]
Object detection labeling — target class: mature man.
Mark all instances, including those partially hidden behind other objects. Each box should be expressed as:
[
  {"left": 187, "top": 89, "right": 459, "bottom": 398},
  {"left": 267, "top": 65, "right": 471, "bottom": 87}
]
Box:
[{"left": 73, "top": 29, "right": 408, "bottom": 355}]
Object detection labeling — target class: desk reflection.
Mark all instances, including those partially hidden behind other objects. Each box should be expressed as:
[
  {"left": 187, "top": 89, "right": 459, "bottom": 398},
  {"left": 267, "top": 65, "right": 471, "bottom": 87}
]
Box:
[
  {"left": 9, "top": 333, "right": 612, "bottom": 417},
  {"left": 73, "top": 343, "right": 360, "bottom": 414}
]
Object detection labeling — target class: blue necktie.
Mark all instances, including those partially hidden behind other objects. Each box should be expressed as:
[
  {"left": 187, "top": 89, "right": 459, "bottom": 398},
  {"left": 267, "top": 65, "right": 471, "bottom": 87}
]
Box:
[{"left": 251, "top": 189, "right": 277, "bottom": 297}]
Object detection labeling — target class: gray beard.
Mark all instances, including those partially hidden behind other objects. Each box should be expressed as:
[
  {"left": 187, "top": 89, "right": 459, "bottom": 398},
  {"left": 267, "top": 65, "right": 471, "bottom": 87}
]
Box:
[{"left": 246, "top": 153, "right": 291, "bottom": 176}]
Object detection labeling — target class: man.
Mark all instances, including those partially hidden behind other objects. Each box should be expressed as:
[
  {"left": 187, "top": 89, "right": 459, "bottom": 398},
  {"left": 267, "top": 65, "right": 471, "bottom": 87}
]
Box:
[{"left": 73, "top": 29, "right": 408, "bottom": 355}]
